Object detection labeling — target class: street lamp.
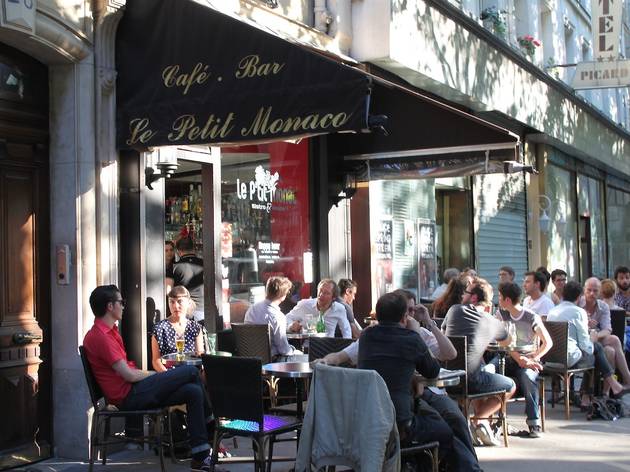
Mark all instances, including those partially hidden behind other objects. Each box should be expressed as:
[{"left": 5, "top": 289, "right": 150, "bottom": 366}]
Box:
[{"left": 145, "top": 146, "right": 179, "bottom": 190}]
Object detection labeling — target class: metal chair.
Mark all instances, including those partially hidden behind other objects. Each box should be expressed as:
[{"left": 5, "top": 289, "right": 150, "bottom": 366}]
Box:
[
  {"left": 231, "top": 323, "right": 279, "bottom": 406},
  {"left": 201, "top": 355, "right": 301, "bottom": 472},
  {"left": 540, "top": 320, "right": 594, "bottom": 420},
  {"left": 307, "top": 337, "right": 354, "bottom": 363},
  {"left": 78, "top": 346, "right": 170, "bottom": 472},
  {"left": 444, "top": 336, "right": 509, "bottom": 447}
]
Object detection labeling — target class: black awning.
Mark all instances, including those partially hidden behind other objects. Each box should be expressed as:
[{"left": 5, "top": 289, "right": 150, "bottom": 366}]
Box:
[
  {"left": 333, "top": 78, "right": 521, "bottom": 179},
  {"left": 115, "top": 0, "right": 371, "bottom": 149}
]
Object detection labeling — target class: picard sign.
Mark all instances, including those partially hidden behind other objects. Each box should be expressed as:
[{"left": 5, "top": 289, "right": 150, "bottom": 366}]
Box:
[
  {"left": 573, "top": 60, "right": 630, "bottom": 89},
  {"left": 115, "top": 0, "right": 370, "bottom": 149}
]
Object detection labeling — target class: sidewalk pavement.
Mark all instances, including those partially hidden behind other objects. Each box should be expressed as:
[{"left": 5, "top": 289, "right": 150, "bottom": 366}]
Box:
[{"left": 12, "top": 401, "right": 630, "bottom": 471}]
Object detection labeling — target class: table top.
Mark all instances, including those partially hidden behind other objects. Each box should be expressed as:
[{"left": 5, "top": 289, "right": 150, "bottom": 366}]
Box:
[
  {"left": 162, "top": 352, "right": 202, "bottom": 368},
  {"left": 262, "top": 361, "right": 313, "bottom": 378},
  {"left": 487, "top": 343, "right": 536, "bottom": 353},
  {"left": 286, "top": 332, "right": 328, "bottom": 340},
  {"left": 415, "top": 368, "right": 465, "bottom": 387}
]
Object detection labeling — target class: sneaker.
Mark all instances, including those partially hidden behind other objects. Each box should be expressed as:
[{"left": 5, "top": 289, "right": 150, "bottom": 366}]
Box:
[
  {"left": 469, "top": 423, "right": 482, "bottom": 447},
  {"left": 475, "top": 423, "right": 501, "bottom": 447},
  {"left": 528, "top": 425, "right": 542, "bottom": 438},
  {"left": 190, "top": 458, "right": 210, "bottom": 472}
]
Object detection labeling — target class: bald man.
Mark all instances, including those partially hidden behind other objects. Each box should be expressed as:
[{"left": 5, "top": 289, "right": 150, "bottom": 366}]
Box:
[{"left": 581, "top": 277, "right": 630, "bottom": 387}]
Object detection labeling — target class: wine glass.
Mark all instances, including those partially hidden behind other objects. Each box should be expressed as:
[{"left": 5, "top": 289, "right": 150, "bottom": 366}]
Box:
[{"left": 305, "top": 314, "right": 315, "bottom": 333}]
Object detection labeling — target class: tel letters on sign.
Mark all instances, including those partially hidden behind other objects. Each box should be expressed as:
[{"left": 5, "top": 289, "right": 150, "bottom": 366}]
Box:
[{"left": 2, "top": 0, "right": 36, "bottom": 34}]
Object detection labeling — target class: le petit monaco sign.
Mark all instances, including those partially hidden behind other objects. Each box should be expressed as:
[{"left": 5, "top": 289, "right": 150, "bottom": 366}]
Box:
[{"left": 115, "top": 0, "right": 371, "bottom": 149}]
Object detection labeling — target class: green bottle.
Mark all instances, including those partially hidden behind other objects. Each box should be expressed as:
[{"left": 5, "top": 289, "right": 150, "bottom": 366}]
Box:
[{"left": 316, "top": 311, "right": 326, "bottom": 333}]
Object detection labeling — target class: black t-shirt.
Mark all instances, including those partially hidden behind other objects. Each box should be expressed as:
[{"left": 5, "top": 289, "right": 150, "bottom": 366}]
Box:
[
  {"left": 173, "top": 255, "right": 204, "bottom": 307},
  {"left": 358, "top": 322, "right": 441, "bottom": 423}
]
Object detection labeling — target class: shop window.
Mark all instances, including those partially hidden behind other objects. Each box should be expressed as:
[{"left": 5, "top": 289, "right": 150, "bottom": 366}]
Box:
[
  {"left": 545, "top": 164, "right": 579, "bottom": 278},
  {"left": 607, "top": 186, "right": 630, "bottom": 272},
  {"left": 577, "top": 174, "right": 606, "bottom": 279},
  {"left": 220, "top": 141, "right": 311, "bottom": 323}
]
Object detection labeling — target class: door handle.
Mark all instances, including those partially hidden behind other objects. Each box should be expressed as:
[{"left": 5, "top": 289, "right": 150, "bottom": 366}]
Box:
[{"left": 13, "top": 332, "right": 43, "bottom": 345}]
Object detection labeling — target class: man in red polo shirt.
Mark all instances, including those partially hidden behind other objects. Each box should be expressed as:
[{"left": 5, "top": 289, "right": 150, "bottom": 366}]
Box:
[{"left": 82, "top": 285, "right": 213, "bottom": 472}]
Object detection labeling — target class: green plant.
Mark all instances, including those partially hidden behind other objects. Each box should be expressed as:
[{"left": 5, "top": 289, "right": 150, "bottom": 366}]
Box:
[
  {"left": 517, "top": 35, "right": 541, "bottom": 57},
  {"left": 480, "top": 6, "right": 507, "bottom": 36}
]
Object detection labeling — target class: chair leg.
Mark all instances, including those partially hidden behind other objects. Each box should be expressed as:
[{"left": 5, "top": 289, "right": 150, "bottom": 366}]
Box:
[
  {"left": 102, "top": 417, "right": 111, "bottom": 465},
  {"left": 167, "top": 410, "right": 177, "bottom": 464},
  {"left": 539, "top": 378, "right": 546, "bottom": 432},
  {"left": 564, "top": 375, "right": 571, "bottom": 420},
  {"left": 267, "top": 436, "right": 275, "bottom": 472},
  {"left": 88, "top": 413, "right": 98, "bottom": 472},
  {"left": 500, "top": 393, "right": 508, "bottom": 448},
  {"left": 155, "top": 415, "right": 166, "bottom": 472},
  {"left": 211, "top": 430, "right": 222, "bottom": 471}
]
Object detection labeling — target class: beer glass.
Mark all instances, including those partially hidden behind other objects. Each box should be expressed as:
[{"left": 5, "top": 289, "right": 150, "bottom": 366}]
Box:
[{"left": 175, "top": 333, "right": 185, "bottom": 360}]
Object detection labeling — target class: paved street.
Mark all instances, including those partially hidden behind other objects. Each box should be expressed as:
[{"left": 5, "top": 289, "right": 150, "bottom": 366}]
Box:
[{"left": 12, "top": 400, "right": 630, "bottom": 471}]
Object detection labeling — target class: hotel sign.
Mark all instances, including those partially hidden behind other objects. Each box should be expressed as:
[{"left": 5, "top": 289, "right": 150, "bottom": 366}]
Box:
[
  {"left": 573, "top": 0, "right": 628, "bottom": 89},
  {"left": 573, "top": 60, "right": 630, "bottom": 89},
  {"left": 1, "top": 0, "right": 36, "bottom": 34},
  {"left": 116, "top": 0, "right": 371, "bottom": 148}
]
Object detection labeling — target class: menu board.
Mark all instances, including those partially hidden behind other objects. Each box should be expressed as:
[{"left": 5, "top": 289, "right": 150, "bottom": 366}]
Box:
[{"left": 417, "top": 219, "right": 437, "bottom": 299}]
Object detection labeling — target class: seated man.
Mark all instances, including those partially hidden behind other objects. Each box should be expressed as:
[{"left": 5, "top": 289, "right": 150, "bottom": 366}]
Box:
[
  {"left": 357, "top": 292, "right": 480, "bottom": 472},
  {"left": 244, "top": 275, "right": 302, "bottom": 360},
  {"left": 320, "top": 290, "right": 481, "bottom": 471},
  {"left": 442, "top": 277, "right": 516, "bottom": 446},
  {"left": 581, "top": 277, "right": 630, "bottom": 388},
  {"left": 286, "top": 278, "right": 351, "bottom": 338},
  {"left": 337, "top": 278, "right": 362, "bottom": 339},
  {"left": 547, "top": 281, "right": 628, "bottom": 400},
  {"left": 83, "top": 285, "right": 214, "bottom": 472},
  {"left": 494, "top": 281, "right": 553, "bottom": 438}
]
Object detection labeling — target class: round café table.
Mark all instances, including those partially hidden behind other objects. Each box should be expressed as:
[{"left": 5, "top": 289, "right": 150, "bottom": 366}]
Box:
[
  {"left": 161, "top": 351, "right": 232, "bottom": 369},
  {"left": 262, "top": 361, "right": 312, "bottom": 418},
  {"left": 487, "top": 343, "right": 536, "bottom": 375}
]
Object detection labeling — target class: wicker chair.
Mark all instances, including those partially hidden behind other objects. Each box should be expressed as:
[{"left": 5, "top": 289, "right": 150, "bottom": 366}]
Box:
[
  {"left": 540, "top": 320, "right": 594, "bottom": 419},
  {"left": 79, "top": 346, "right": 172, "bottom": 471},
  {"left": 307, "top": 337, "right": 354, "bottom": 363},
  {"left": 444, "top": 336, "right": 509, "bottom": 447},
  {"left": 231, "top": 323, "right": 279, "bottom": 406}
]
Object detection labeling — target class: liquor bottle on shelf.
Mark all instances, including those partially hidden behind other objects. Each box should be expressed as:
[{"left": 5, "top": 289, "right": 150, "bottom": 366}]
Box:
[
  {"left": 181, "top": 196, "right": 189, "bottom": 218},
  {"left": 165, "top": 199, "right": 172, "bottom": 225}
]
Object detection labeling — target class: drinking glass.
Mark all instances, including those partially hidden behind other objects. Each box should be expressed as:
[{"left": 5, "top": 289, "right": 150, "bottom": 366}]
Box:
[
  {"left": 175, "top": 333, "right": 185, "bottom": 360},
  {"left": 305, "top": 314, "right": 315, "bottom": 333},
  {"left": 206, "top": 332, "right": 217, "bottom": 355}
]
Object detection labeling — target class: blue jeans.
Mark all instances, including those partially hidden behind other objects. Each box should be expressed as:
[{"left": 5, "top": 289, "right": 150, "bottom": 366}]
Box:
[
  {"left": 468, "top": 368, "right": 516, "bottom": 395},
  {"left": 491, "top": 357, "right": 540, "bottom": 426},
  {"left": 121, "top": 365, "right": 211, "bottom": 459}
]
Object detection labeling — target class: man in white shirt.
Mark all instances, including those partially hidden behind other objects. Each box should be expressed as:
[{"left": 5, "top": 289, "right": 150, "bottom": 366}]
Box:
[
  {"left": 244, "top": 276, "right": 302, "bottom": 359},
  {"left": 286, "top": 278, "right": 351, "bottom": 338},
  {"left": 547, "top": 281, "right": 627, "bottom": 398},
  {"left": 522, "top": 271, "right": 555, "bottom": 317}
]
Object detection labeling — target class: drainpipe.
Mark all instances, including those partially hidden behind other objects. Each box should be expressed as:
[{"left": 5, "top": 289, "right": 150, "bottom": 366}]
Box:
[
  {"left": 315, "top": 0, "right": 352, "bottom": 54},
  {"left": 314, "top": 0, "right": 332, "bottom": 32}
]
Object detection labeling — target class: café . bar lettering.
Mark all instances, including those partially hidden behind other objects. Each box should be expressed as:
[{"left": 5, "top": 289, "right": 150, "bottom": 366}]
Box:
[
  {"left": 162, "top": 63, "right": 212, "bottom": 95},
  {"left": 117, "top": 0, "right": 371, "bottom": 148},
  {"left": 235, "top": 55, "right": 285, "bottom": 79}
]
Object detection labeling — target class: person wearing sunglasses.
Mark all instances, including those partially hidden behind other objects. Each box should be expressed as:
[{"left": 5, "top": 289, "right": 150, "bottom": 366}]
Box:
[{"left": 83, "top": 285, "right": 216, "bottom": 471}]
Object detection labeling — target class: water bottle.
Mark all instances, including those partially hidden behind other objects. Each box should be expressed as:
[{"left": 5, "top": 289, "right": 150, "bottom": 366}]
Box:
[{"left": 316, "top": 311, "right": 326, "bottom": 334}]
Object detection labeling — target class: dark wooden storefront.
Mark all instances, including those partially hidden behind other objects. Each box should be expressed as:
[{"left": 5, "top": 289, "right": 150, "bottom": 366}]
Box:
[{"left": 0, "top": 44, "right": 51, "bottom": 469}]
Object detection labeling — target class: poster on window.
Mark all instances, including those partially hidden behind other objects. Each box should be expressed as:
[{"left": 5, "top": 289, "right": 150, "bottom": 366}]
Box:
[
  {"left": 374, "top": 218, "right": 393, "bottom": 298},
  {"left": 417, "top": 219, "right": 437, "bottom": 300}
]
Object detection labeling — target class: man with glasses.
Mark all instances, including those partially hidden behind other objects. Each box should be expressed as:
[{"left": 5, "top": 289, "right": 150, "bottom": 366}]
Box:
[
  {"left": 442, "top": 277, "right": 516, "bottom": 446},
  {"left": 83, "top": 285, "right": 216, "bottom": 472},
  {"left": 550, "top": 269, "right": 567, "bottom": 305}
]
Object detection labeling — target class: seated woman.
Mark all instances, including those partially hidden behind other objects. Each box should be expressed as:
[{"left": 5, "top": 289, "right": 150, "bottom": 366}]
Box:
[
  {"left": 430, "top": 276, "right": 466, "bottom": 319},
  {"left": 152, "top": 286, "right": 204, "bottom": 372}
]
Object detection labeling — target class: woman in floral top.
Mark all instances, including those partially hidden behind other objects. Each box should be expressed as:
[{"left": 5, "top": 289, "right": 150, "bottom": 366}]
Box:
[{"left": 151, "top": 285, "right": 204, "bottom": 372}]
